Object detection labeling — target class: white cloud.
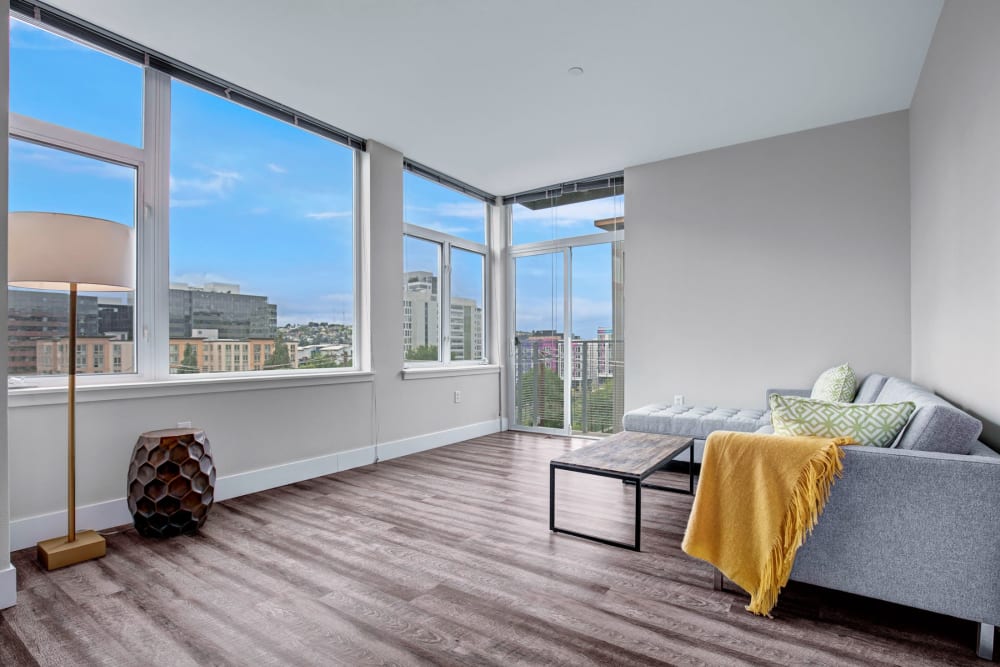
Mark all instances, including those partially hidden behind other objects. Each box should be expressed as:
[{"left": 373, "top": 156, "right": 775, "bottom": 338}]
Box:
[
  {"left": 512, "top": 198, "right": 624, "bottom": 228},
  {"left": 170, "top": 198, "right": 214, "bottom": 209},
  {"left": 170, "top": 170, "right": 242, "bottom": 197},
  {"left": 305, "top": 211, "right": 352, "bottom": 220},
  {"left": 415, "top": 221, "right": 474, "bottom": 236},
  {"left": 403, "top": 201, "right": 486, "bottom": 237},
  {"left": 267, "top": 163, "right": 287, "bottom": 174},
  {"left": 512, "top": 294, "right": 611, "bottom": 339},
  {"left": 570, "top": 296, "right": 613, "bottom": 322},
  {"left": 437, "top": 202, "right": 486, "bottom": 219}
]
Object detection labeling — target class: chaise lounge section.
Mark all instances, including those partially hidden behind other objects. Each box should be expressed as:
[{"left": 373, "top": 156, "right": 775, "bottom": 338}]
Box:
[{"left": 624, "top": 374, "right": 1000, "bottom": 659}]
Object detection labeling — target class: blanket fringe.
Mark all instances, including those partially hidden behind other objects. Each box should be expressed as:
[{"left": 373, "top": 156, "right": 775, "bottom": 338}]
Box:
[{"left": 745, "top": 442, "right": 846, "bottom": 616}]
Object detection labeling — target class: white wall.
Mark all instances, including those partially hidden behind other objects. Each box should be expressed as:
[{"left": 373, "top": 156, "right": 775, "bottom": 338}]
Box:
[
  {"left": 625, "top": 111, "right": 912, "bottom": 410},
  {"left": 366, "top": 142, "right": 502, "bottom": 446},
  {"left": 910, "top": 0, "right": 1000, "bottom": 447},
  {"left": 5, "top": 140, "right": 502, "bottom": 551}
]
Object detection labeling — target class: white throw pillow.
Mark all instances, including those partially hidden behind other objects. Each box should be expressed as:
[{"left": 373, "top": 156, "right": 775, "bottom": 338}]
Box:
[{"left": 810, "top": 363, "right": 857, "bottom": 402}]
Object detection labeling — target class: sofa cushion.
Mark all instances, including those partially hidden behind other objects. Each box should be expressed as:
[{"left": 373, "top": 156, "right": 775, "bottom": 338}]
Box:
[
  {"left": 811, "top": 363, "right": 857, "bottom": 402},
  {"left": 770, "top": 394, "right": 915, "bottom": 448},
  {"left": 874, "top": 377, "right": 983, "bottom": 454},
  {"left": 622, "top": 404, "right": 769, "bottom": 440},
  {"left": 853, "top": 373, "right": 888, "bottom": 404}
]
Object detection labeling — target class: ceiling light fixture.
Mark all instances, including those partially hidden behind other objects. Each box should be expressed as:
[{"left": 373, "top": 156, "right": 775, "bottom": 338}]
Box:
[{"left": 567, "top": 66, "right": 584, "bottom": 77}]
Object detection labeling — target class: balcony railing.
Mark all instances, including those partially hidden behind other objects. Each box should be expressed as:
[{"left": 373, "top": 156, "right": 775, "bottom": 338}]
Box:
[{"left": 514, "top": 337, "right": 624, "bottom": 435}]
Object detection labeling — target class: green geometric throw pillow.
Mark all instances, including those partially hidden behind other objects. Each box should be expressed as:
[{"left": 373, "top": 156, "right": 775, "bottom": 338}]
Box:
[
  {"left": 810, "top": 363, "right": 858, "bottom": 402},
  {"left": 769, "top": 394, "right": 916, "bottom": 448}
]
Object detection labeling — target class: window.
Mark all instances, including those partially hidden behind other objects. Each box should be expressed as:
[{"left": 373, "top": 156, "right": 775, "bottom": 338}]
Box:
[
  {"left": 511, "top": 193, "right": 624, "bottom": 246},
  {"left": 449, "top": 248, "right": 484, "bottom": 362},
  {"left": 402, "top": 236, "right": 441, "bottom": 360},
  {"left": 170, "top": 81, "right": 356, "bottom": 375},
  {"left": 403, "top": 172, "right": 488, "bottom": 365},
  {"left": 509, "top": 184, "right": 625, "bottom": 435},
  {"left": 9, "top": 17, "right": 144, "bottom": 146},
  {"left": 8, "top": 12, "right": 362, "bottom": 387},
  {"left": 7, "top": 19, "right": 139, "bottom": 380}
]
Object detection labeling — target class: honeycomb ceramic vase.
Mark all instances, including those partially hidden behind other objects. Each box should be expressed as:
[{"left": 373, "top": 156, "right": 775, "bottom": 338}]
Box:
[{"left": 127, "top": 428, "right": 215, "bottom": 538}]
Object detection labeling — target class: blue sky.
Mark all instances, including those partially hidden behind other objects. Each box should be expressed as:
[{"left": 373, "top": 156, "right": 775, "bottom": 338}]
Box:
[{"left": 9, "top": 18, "right": 622, "bottom": 337}]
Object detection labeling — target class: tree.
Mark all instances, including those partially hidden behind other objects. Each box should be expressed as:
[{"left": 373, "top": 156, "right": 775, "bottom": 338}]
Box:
[
  {"left": 573, "top": 378, "right": 616, "bottom": 433},
  {"left": 299, "top": 354, "right": 347, "bottom": 369},
  {"left": 516, "top": 365, "right": 564, "bottom": 429},
  {"left": 406, "top": 345, "right": 438, "bottom": 361},
  {"left": 265, "top": 331, "right": 292, "bottom": 370},
  {"left": 177, "top": 344, "right": 199, "bottom": 374}
]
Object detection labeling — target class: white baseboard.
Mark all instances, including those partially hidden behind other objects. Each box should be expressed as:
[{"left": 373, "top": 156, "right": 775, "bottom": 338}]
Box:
[
  {"left": 375, "top": 418, "right": 503, "bottom": 461},
  {"left": 9, "top": 418, "right": 504, "bottom": 552},
  {"left": 10, "top": 497, "right": 132, "bottom": 552},
  {"left": 338, "top": 445, "right": 377, "bottom": 470},
  {"left": 215, "top": 452, "right": 341, "bottom": 502},
  {"left": 0, "top": 565, "right": 16, "bottom": 609}
]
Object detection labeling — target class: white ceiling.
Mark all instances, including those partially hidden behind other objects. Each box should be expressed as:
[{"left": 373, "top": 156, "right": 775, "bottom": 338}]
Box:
[{"left": 48, "top": 0, "right": 943, "bottom": 196}]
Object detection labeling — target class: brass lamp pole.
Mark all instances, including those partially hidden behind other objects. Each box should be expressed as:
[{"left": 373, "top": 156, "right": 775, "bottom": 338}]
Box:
[{"left": 8, "top": 212, "right": 135, "bottom": 570}]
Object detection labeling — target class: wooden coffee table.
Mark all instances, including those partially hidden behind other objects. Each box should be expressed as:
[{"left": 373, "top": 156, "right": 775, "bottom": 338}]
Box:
[{"left": 549, "top": 431, "right": 695, "bottom": 551}]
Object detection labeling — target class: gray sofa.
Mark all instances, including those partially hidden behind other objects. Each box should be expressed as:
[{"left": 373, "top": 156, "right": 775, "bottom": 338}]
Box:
[{"left": 623, "top": 374, "right": 1000, "bottom": 659}]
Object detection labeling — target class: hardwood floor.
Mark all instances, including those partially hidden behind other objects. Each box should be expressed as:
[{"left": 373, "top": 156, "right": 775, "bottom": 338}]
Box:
[{"left": 1, "top": 431, "right": 986, "bottom": 666}]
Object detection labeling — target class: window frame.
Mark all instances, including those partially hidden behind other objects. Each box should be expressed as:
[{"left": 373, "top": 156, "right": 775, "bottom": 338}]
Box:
[
  {"left": 7, "top": 19, "right": 367, "bottom": 392},
  {"left": 8, "top": 108, "right": 148, "bottom": 387},
  {"left": 164, "top": 77, "right": 363, "bottom": 379},
  {"left": 403, "top": 213, "right": 491, "bottom": 368}
]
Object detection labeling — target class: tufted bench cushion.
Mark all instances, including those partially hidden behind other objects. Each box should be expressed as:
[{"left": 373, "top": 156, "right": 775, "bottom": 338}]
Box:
[{"left": 622, "top": 404, "right": 771, "bottom": 440}]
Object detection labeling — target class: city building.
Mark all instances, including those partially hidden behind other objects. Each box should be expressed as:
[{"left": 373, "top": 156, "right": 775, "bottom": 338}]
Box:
[
  {"left": 449, "top": 296, "right": 483, "bottom": 361},
  {"left": 9, "top": 283, "right": 279, "bottom": 376},
  {"left": 403, "top": 270, "right": 483, "bottom": 361},
  {"left": 169, "top": 331, "right": 298, "bottom": 373},
  {"left": 35, "top": 338, "right": 135, "bottom": 375},
  {"left": 169, "top": 282, "right": 277, "bottom": 340},
  {"left": 8, "top": 289, "right": 103, "bottom": 376},
  {"left": 296, "top": 343, "right": 351, "bottom": 367},
  {"left": 96, "top": 300, "right": 134, "bottom": 339},
  {"left": 402, "top": 271, "right": 439, "bottom": 357}
]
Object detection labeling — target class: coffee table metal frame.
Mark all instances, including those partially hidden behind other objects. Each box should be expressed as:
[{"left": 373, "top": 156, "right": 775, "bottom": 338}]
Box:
[{"left": 549, "top": 436, "right": 695, "bottom": 551}]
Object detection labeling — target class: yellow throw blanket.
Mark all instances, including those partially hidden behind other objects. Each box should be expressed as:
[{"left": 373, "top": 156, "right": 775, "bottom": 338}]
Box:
[{"left": 681, "top": 431, "right": 856, "bottom": 616}]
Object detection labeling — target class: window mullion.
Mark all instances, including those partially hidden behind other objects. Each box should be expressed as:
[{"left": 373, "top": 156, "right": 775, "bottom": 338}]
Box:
[
  {"left": 441, "top": 241, "right": 451, "bottom": 364},
  {"left": 9, "top": 113, "right": 145, "bottom": 166},
  {"left": 142, "top": 68, "right": 172, "bottom": 380}
]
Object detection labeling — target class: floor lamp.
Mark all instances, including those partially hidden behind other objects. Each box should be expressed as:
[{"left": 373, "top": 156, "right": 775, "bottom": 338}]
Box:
[{"left": 8, "top": 212, "right": 135, "bottom": 570}]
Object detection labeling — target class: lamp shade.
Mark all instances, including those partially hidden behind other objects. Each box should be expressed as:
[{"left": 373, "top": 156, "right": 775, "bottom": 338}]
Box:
[{"left": 8, "top": 212, "right": 135, "bottom": 292}]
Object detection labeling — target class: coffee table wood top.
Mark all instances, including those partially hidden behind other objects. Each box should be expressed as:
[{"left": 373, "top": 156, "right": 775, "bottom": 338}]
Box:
[{"left": 551, "top": 431, "right": 694, "bottom": 477}]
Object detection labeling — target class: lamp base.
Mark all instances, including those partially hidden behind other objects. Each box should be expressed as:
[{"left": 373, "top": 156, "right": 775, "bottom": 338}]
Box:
[{"left": 37, "top": 531, "right": 106, "bottom": 570}]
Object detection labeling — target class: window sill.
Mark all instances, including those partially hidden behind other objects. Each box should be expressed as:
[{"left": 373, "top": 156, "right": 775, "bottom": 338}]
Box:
[
  {"left": 401, "top": 364, "right": 500, "bottom": 380},
  {"left": 8, "top": 370, "right": 375, "bottom": 408}
]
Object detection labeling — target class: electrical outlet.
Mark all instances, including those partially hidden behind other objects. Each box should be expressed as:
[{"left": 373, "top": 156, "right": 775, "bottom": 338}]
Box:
[
  {"left": 673, "top": 395, "right": 684, "bottom": 407},
  {"left": 177, "top": 420, "right": 192, "bottom": 428},
  {"left": 454, "top": 391, "right": 462, "bottom": 404}
]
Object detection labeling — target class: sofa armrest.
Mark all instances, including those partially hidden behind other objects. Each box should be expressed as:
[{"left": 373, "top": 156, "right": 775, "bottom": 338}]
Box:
[
  {"left": 764, "top": 387, "right": 810, "bottom": 409},
  {"left": 791, "top": 447, "right": 1000, "bottom": 626}
]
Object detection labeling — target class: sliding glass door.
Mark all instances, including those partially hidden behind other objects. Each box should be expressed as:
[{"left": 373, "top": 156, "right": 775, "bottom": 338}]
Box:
[
  {"left": 513, "top": 251, "right": 566, "bottom": 432},
  {"left": 511, "top": 239, "right": 624, "bottom": 436}
]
